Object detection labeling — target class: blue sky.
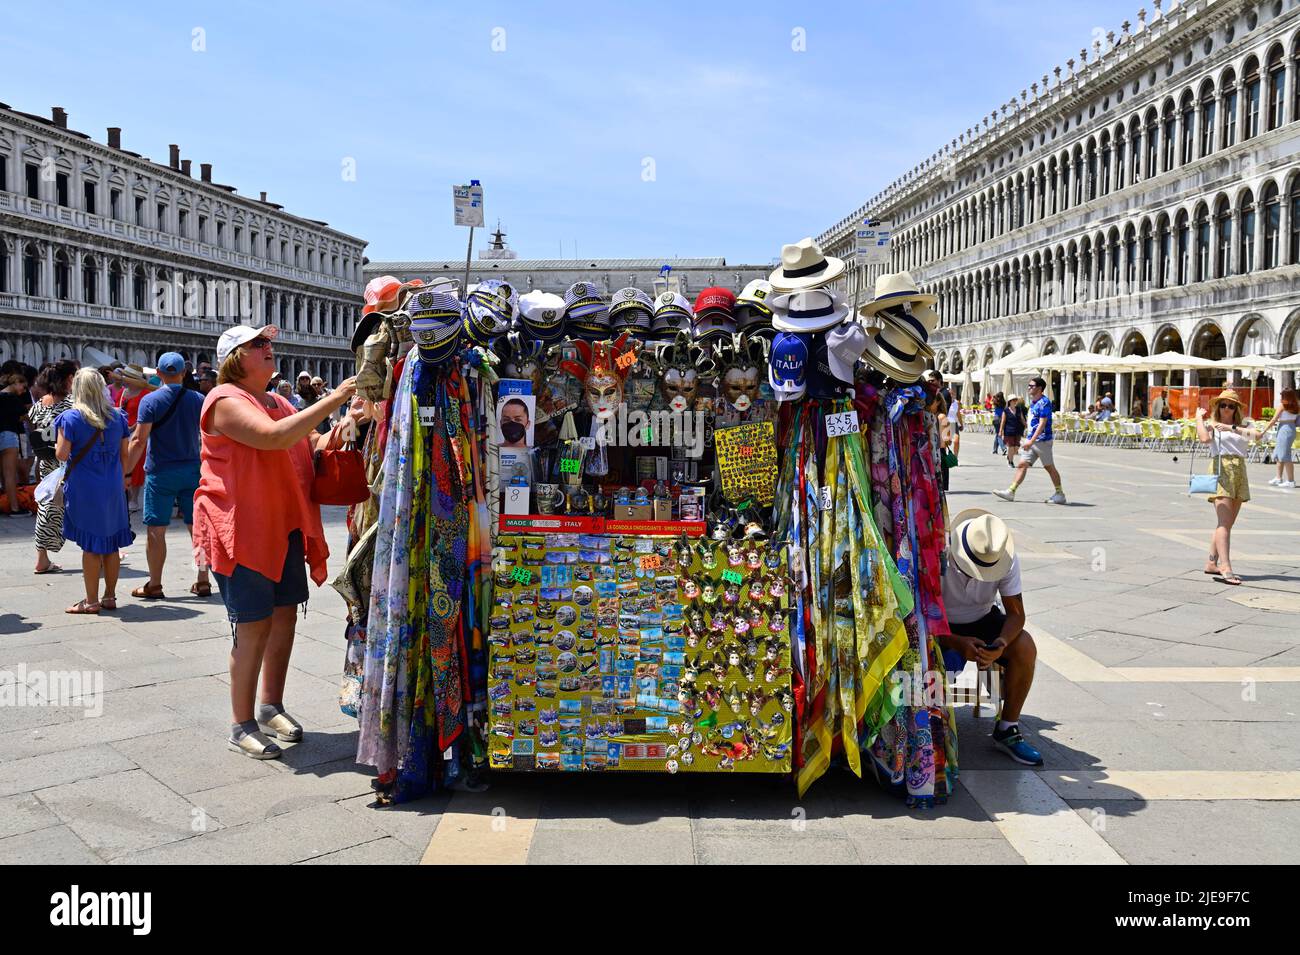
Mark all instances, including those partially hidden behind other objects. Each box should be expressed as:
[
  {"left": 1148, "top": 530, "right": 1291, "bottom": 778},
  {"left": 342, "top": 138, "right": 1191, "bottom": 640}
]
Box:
[{"left": 2, "top": 0, "right": 1140, "bottom": 264}]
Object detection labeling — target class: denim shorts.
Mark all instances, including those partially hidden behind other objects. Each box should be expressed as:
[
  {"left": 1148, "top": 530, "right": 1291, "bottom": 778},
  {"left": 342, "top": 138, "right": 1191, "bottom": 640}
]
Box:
[
  {"left": 0, "top": 431, "right": 18, "bottom": 451},
  {"left": 143, "top": 463, "right": 200, "bottom": 526},
  {"left": 213, "top": 530, "right": 309, "bottom": 625}
]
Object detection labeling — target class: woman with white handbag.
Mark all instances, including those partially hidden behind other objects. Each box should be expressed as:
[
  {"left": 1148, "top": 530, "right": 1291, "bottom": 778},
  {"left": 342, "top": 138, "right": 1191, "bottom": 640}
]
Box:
[
  {"left": 1196, "top": 390, "right": 1261, "bottom": 586},
  {"left": 27, "top": 360, "right": 77, "bottom": 574}
]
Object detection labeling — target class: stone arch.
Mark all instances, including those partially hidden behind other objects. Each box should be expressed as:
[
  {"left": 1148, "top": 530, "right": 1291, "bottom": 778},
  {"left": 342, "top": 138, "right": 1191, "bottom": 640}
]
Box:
[
  {"left": 1229, "top": 312, "right": 1276, "bottom": 357},
  {"left": 1119, "top": 328, "right": 1149, "bottom": 356}
]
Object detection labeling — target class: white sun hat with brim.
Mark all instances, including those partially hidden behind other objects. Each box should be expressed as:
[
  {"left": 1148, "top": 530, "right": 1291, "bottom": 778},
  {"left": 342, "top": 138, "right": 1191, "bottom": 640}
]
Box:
[
  {"left": 859, "top": 321, "right": 930, "bottom": 382},
  {"left": 217, "top": 324, "right": 278, "bottom": 364},
  {"left": 769, "top": 287, "right": 851, "bottom": 333},
  {"left": 768, "top": 237, "right": 846, "bottom": 292},
  {"left": 875, "top": 301, "right": 940, "bottom": 351},
  {"left": 949, "top": 508, "right": 1016, "bottom": 582},
  {"left": 858, "top": 271, "right": 938, "bottom": 317}
]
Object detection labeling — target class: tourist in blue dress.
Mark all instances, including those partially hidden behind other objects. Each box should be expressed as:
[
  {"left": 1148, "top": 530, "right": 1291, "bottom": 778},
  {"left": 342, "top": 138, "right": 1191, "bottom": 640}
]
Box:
[{"left": 54, "top": 368, "right": 135, "bottom": 614}]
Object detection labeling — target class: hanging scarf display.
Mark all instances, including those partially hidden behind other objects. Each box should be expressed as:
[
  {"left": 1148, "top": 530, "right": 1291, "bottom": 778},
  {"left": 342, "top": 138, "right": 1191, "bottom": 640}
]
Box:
[{"left": 342, "top": 264, "right": 959, "bottom": 810}]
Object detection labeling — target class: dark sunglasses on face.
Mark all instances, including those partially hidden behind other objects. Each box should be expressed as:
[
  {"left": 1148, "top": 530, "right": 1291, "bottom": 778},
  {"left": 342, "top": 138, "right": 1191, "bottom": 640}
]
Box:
[{"left": 244, "top": 338, "right": 272, "bottom": 351}]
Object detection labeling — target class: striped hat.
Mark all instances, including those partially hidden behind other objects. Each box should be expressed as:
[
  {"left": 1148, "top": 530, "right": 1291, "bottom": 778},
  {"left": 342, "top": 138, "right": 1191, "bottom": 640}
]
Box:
[
  {"left": 464, "top": 279, "right": 518, "bottom": 345},
  {"left": 651, "top": 291, "right": 692, "bottom": 336},
  {"left": 563, "top": 282, "right": 610, "bottom": 339},
  {"left": 408, "top": 290, "right": 464, "bottom": 365},
  {"left": 518, "top": 290, "right": 566, "bottom": 343},
  {"left": 609, "top": 287, "right": 653, "bottom": 333}
]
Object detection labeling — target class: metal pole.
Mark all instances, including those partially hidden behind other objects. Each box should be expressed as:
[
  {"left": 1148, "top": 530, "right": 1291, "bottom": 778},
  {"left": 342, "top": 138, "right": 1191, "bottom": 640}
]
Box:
[{"left": 463, "top": 226, "right": 474, "bottom": 296}]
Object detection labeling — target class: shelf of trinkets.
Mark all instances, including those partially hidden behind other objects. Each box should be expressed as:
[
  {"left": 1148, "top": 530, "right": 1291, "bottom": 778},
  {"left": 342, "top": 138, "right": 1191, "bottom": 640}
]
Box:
[{"left": 488, "top": 532, "right": 793, "bottom": 774}]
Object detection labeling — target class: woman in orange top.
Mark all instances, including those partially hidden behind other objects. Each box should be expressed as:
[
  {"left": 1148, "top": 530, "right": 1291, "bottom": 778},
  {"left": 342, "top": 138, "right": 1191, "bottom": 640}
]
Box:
[
  {"left": 114, "top": 365, "right": 153, "bottom": 509},
  {"left": 194, "top": 323, "right": 365, "bottom": 760}
]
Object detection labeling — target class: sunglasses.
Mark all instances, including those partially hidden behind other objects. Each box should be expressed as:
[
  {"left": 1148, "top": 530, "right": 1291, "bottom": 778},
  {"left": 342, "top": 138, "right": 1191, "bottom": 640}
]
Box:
[{"left": 244, "top": 337, "right": 273, "bottom": 351}]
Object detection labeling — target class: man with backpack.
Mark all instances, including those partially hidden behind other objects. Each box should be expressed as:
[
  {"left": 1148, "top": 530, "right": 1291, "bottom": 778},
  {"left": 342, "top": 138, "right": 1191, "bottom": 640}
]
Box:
[{"left": 124, "top": 352, "right": 211, "bottom": 599}]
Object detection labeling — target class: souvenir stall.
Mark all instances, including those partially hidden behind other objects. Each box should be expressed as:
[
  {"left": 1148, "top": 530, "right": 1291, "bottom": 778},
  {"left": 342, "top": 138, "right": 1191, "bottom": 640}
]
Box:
[{"left": 337, "top": 238, "right": 959, "bottom": 807}]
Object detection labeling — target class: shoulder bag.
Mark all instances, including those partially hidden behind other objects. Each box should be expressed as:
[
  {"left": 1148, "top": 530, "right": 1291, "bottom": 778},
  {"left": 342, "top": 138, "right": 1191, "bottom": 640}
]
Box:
[
  {"left": 311, "top": 436, "right": 370, "bottom": 506},
  {"left": 1188, "top": 430, "right": 1221, "bottom": 495},
  {"left": 35, "top": 428, "right": 103, "bottom": 506}
]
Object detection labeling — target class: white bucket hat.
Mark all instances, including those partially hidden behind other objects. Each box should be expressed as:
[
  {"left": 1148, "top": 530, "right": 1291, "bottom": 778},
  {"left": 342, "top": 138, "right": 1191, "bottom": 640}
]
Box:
[
  {"left": 858, "top": 271, "right": 938, "bottom": 317},
  {"left": 825, "top": 321, "right": 868, "bottom": 383},
  {"left": 949, "top": 508, "right": 1016, "bottom": 582},
  {"left": 768, "top": 237, "right": 846, "bottom": 292},
  {"left": 769, "top": 287, "right": 851, "bottom": 333}
]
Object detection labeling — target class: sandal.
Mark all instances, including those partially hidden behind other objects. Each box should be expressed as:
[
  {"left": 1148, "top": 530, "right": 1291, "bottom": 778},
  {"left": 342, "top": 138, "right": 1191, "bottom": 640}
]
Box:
[
  {"left": 100, "top": 597, "right": 118, "bottom": 611},
  {"left": 1217, "top": 574, "right": 1243, "bottom": 586},
  {"left": 259, "top": 710, "right": 304, "bottom": 742},
  {"left": 131, "top": 582, "right": 166, "bottom": 600},
  {"left": 190, "top": 581, "right": 213, "bottom": 598},
  {"left": 34, "top": 564, "right": 62, "bottom": 575},
  {"left": 227, "top": 730, "right": 282, "bottom": 760},
  {"left": 65, "top": 600, "right": 100, "bottom": 615}
]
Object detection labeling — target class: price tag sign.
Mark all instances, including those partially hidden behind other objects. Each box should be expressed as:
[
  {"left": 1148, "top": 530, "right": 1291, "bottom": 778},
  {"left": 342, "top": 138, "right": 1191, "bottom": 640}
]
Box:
[
  {"left": 559, "top": 458, "right": 581, "bottom": 474},
  {"left": 819, "top": 486, "right": 832, "bottom": 511},
  {"left": 503, "top": 484, "right": 530, "bottom": 516},
  {"left": 578, "top": 436, "right": 596, "bottom": 451},
  {"left": 639, "top": 555, "right": 663, "bottom": 570},
  {"left": 825, "top": 410, "right": 860, "bottom": 437},
  {"left": 738, "top": 445, "right": 754, "bottom": 458},
  {"left": 418, "top": 403, "right": 437, "bottom": 427},
  {"left": 615, "top": 351, "right": 637, "bottom": 370},
  {"left": 510, "top": 567, "right": 532, "bottom": 585},
  {"left": 721, "top": 570, "right": 744, "bottom": 585}
]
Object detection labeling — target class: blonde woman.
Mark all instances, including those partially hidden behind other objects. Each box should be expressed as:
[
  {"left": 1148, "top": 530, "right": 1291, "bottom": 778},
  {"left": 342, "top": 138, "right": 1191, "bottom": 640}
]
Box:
[
  {"left": 1196, "top": 389, "right": 1260, "bottom": 586},
  {"left": 54, "top": 368, "right": 135, "bottom": 613}
]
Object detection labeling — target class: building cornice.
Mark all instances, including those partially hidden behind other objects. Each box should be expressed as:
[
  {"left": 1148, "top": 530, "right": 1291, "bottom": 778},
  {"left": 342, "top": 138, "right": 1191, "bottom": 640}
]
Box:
[{"left": 0, "top": 104, "right": 367, "bottom": 248}]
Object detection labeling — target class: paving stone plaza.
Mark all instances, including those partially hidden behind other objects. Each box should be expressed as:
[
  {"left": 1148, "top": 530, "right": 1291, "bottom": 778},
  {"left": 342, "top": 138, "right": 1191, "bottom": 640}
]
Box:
[{"left": 2, "top": 442, "right": 1295, "bottom": 865}]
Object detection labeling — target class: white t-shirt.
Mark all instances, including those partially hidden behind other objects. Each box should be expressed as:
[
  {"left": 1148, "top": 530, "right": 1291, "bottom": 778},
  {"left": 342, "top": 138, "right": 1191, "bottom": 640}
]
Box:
[
  {"left": 942, "top": 553, "right": 1022, "bottom": 625},
  {"left": 1210, "top": 428, "right": 1248, "bottom": 457}
]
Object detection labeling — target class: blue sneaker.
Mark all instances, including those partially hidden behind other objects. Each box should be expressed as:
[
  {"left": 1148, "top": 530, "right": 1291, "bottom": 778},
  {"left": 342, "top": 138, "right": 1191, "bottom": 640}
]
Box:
[{"left": 991, "top": 724, "right": 1043, "bottom": 766}]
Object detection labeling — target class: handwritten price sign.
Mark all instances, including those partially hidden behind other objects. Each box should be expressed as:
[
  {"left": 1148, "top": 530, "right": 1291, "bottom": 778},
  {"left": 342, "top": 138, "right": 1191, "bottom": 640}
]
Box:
[
  {"left": 615, "top": 351, "right": 637, "bottom": 370},
  {"left": 721, "top": 569, "right": 744, "bottom": 585},
  {"left": 825, "top": 410, "right": 860, "bottom": 437},
  {"left": 559, "top": 458, "right": 581, "bottom": 474},
  {"left": 639, "top": 555, "right": 663, "bottom": 570},
  {"left": 510, "top": 567, "right": 533, "bottom": 585}
]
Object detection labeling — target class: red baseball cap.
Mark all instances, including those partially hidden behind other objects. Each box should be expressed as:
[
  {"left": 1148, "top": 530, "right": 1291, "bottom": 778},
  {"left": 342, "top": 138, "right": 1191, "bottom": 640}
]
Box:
[{"left": 693, "top": 286, "right": 736, "bottom": 316}]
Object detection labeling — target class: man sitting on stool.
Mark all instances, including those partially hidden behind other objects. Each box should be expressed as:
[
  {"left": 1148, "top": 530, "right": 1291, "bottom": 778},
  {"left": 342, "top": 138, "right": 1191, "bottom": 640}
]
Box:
[{"left": 938, "top": 508, "right": 1043, "bottom": 766}]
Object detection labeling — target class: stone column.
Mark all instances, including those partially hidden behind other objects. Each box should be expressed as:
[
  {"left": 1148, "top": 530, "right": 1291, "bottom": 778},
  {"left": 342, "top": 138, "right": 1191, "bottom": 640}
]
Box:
[
  {"left": 42, "top": 243, "right": 55, "bottom": 299},
  {"left": 1281, "top": 191, "right": 1293, "bottom": 266},
  {"left": 1117, "top": 374, "right": 1130, "bottom": 416},
  {"left": 1252, "top": 200, "right": 1266, "bottom": 272},
  {"left": 1230, "top": 210, "right": 1242, "bottom": 275},
  {"left": 1085, "top": 371, "right": 1097, "bottom": 410}
]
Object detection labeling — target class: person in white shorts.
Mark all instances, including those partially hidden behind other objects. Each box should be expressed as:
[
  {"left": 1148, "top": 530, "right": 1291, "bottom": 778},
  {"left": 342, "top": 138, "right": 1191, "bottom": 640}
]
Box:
[{"left": 994, "top": 376, "right": 1066, "bottom": 504}]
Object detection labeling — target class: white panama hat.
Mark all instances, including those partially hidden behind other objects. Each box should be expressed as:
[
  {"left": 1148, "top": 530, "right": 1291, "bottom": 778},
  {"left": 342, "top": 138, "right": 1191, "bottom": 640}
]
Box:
[
  {"left": 768, "top": 237, "right": 846, "bottom": 292},
  {"left": 949, "top": 508, "right": 1016, "bottom": 582}
]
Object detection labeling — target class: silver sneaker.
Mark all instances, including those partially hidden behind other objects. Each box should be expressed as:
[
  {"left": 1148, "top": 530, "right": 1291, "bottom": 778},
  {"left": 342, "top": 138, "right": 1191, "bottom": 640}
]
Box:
[
  {"left": 1047, "top": 491, "right": 1067, "bottom": 505},
  {"left": 992, "top": 489, "right": 1016, "bottom": 502}
]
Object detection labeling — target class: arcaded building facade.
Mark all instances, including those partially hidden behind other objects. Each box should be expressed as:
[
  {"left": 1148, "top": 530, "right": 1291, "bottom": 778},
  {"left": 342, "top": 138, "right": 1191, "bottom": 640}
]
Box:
[
  {"left": 1, "top": 102, "right": 366, "bottom": 383},
  {"left": 820, "top": 0, "right": 1300, "bottom": 412}
]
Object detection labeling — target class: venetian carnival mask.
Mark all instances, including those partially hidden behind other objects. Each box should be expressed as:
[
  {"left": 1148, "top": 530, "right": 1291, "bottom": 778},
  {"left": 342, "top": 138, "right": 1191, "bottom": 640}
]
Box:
[
  {"left": 662, "top": 366, "right": 698, "bottom": 413},
  {"left": 559, "top": 335, "right": 639, "bottom": 423},
  {"left": 722, "top": 366, "right": 760, "bottom": 412}
]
